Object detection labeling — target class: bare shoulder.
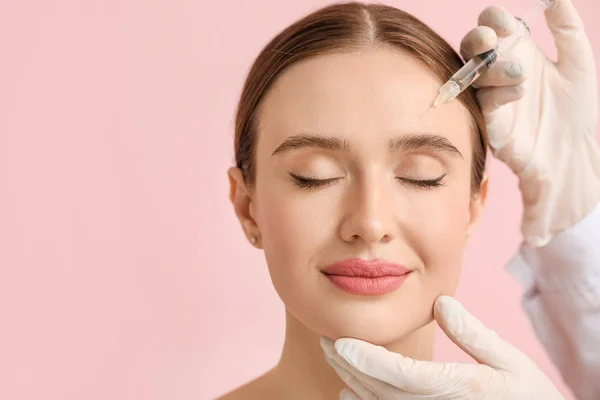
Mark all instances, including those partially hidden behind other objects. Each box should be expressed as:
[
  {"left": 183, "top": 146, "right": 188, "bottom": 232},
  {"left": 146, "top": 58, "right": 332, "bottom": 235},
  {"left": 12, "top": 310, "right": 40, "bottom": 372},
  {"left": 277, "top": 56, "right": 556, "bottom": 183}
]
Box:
[{"left": 216, "top": 373, "right": 272, "bottom": 400}]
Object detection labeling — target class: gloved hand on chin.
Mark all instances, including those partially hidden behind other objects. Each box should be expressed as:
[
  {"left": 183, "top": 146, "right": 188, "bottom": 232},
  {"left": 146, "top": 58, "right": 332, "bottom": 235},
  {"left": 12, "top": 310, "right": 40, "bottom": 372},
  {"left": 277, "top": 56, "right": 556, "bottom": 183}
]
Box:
[{"left": 321, "top": 296, "right": 563, "bottom": 400}]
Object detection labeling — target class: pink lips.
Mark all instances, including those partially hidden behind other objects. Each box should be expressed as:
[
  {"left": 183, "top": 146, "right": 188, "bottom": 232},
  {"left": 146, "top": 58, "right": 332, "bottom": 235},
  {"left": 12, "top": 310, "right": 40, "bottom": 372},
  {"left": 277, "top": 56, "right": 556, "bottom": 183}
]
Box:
[{"left": 321, "top": 258, "right": 412, "bottom": 296}]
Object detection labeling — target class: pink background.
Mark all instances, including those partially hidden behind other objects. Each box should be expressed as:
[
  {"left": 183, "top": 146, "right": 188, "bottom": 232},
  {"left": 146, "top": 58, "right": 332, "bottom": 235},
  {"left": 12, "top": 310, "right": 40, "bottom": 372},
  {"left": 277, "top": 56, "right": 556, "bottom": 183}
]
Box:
[{"left": 1, "top": 1, "right": 599, "bottom": 399}]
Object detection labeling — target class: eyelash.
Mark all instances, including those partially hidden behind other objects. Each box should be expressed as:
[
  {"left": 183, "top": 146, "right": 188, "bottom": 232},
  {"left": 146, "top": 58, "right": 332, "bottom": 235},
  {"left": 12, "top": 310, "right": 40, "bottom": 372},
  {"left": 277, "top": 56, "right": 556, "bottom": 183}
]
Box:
[
  {"left": 396, "top": 175, "right": 447, "bottom": 189},
  {"left": 289, "top": 173, "right": 447, "bottom": 190},
  {"left": 290, "top": 173, "right": 341, "bottom": 189}
]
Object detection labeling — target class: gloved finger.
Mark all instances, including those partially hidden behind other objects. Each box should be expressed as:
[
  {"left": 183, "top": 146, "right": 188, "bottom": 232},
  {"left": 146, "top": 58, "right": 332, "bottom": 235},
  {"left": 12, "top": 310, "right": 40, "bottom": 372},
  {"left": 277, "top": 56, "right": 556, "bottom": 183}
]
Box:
[
  {"left": 321, "top": 337, "right": 378, "bottom": 399},
  {"left": 339, "top": 388, "right": 361, "bottom": 400},
  {"left": 460, "top": 26, "right": 497, "bottom": 61},
  {"left": 324, "top": 354, "right": 377, "bottom": 400},
  {"left": 475, "top": 59, "right": 527, "bottom": 88},
  {"left": 476, "top": 83, "right": 526, "bottom": 114},
  {"left": 433, "top": 295, "right": 533, "bottom": 373},
  {"left": 327, "top": 354, "right": 420, "bottom": 400},
  {"left": 324, "top": 336, "right": 418, "bottom": 398},
  {"left": 478, "top": 5, "right": 518, "bottom": 38},
  {"left": 334, "top": 337, "right": 486, "bottom": 395},
  {"left": 545, "top": 0, "right": 595, "bottom": 77}
]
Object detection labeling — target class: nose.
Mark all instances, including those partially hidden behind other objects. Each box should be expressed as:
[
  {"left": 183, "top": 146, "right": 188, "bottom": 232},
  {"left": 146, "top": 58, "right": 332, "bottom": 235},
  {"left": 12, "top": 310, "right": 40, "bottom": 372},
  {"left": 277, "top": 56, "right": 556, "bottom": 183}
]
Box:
[{"left": 339, "top": 173, "right": 397, "bottom": 245}]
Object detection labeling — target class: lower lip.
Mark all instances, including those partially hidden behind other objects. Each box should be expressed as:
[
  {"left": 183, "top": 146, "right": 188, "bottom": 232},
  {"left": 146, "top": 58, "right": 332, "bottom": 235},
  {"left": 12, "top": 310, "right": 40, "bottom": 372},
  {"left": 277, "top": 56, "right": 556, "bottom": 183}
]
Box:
[{"left": 324, "top": 273, "right": 411, "bottom": 296}]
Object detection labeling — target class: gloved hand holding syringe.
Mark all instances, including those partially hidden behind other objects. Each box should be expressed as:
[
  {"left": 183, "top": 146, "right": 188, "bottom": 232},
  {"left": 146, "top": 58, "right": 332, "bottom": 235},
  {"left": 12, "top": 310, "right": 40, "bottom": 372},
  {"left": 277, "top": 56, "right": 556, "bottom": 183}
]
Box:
[{"left": 433, "top": 0, "right": 555, "bottom": 106}]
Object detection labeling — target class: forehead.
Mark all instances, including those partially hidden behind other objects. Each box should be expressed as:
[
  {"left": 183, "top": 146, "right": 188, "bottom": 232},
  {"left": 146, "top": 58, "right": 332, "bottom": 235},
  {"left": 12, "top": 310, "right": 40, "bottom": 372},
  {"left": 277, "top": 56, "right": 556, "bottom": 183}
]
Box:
[{"left": 257, "top": 47, "right": 473, "bottom": 155}]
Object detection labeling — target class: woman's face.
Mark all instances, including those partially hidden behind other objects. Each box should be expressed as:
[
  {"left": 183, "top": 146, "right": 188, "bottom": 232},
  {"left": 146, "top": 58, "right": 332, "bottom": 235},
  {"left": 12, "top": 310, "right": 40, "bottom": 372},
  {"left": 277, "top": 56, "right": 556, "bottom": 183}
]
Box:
[{"left": 229, "top": 47, "right": 487, "bottom": 344}]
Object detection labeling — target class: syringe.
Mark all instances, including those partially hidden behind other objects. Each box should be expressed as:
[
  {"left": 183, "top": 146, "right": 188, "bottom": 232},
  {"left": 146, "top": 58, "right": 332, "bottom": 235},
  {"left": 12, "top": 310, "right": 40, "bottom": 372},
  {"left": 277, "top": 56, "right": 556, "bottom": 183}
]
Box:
[{"left": 433, "top": 0, "right": 556, "bottom": 107}]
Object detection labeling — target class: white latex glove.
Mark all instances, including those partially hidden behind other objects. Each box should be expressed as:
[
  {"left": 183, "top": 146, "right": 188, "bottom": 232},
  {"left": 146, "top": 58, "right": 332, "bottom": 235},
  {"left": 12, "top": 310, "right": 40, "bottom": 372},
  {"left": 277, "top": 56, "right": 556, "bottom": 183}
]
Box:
[
  {"left": 320, "top": 296, "right": 563, "bottom": 400},
  {"left": 459, "top": 0, "right": 600, "bottom": 246}
]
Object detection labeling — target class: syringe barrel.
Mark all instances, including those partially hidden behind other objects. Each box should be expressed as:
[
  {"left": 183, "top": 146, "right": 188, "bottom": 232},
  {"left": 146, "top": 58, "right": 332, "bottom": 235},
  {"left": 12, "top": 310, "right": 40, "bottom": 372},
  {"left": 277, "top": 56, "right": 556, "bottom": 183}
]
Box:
[
  {"left": 451, "top": 16, "right": 530, "bottom": 91},
  {"left": 450, "top": 55, "right": 491, "bottom": 90}
]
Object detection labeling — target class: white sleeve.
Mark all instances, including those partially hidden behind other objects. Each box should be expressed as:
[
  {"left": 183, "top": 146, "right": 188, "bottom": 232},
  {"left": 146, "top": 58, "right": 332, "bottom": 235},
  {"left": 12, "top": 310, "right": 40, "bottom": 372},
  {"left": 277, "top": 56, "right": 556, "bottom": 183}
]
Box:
[{"left": 507, "top": 202, "right": 600, "bottom": 400}]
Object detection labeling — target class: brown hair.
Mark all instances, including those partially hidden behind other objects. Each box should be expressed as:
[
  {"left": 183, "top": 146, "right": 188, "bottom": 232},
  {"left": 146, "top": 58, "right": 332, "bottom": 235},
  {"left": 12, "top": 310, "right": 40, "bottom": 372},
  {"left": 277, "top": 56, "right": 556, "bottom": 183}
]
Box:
[{"left": 234, "top": 2, "right": 488, "bottom": 194}]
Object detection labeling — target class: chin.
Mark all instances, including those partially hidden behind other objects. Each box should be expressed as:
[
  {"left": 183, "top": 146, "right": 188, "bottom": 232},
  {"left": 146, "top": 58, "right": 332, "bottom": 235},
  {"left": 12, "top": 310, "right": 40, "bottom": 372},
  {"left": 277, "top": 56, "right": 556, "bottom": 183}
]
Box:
[{"left": 311, "top": 300, "right": 434, "bottom": 346}]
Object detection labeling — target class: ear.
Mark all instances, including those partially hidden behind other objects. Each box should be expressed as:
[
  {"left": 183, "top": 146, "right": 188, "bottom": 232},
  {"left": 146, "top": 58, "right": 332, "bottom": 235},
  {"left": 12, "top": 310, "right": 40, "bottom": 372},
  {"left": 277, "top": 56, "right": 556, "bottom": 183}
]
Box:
[
  {"left": 467, "top": 173, "right": 488, "bottom": 237},
  {"left": 228, "top": 167, "right": 261, "bottom": 248}
]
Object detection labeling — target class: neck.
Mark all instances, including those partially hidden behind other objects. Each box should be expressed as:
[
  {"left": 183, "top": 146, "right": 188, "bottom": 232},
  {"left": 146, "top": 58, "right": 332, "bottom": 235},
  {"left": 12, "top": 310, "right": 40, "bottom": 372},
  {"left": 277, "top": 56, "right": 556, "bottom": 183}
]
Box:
[{"left": 263, "top": 310, "right": 436, "bottom": 400}]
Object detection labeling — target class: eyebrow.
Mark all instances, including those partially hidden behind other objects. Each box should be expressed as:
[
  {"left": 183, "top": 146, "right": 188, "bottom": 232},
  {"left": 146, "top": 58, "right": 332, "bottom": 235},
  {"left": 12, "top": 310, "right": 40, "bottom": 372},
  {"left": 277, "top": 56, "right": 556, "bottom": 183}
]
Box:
[
  {"left": 271, "top": 132, "right": 463, "bottom": 158},
  {"left": 389, "top": 133, "right": 463, "bottom": 159},
  {"left": 271, "top": 134, "right": 350, "bottom": 156}
]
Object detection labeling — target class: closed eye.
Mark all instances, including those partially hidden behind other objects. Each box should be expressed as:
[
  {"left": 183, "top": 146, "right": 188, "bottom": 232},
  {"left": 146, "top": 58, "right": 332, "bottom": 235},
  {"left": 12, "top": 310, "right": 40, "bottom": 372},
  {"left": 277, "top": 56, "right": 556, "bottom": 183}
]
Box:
[
  {"left": 289, "top": 173, "right": 342, "bottom": 190},
  {"left": 396, "top": 174, "right": 446, "bottom": 189}
]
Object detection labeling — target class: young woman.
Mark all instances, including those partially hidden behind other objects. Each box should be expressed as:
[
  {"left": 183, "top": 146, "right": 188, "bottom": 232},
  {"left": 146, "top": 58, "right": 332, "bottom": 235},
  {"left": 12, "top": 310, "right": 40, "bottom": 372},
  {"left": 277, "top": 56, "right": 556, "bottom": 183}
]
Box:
[{"left": 222, "top": 3, "right": 490, "bottom": 398}]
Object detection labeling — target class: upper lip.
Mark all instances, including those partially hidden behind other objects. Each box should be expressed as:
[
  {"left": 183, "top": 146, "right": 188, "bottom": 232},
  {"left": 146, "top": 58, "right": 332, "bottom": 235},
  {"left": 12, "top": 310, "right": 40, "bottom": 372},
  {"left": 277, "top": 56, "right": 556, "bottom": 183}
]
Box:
[{"left": 321, "top": 258, "right": 411, "bottom": 277}]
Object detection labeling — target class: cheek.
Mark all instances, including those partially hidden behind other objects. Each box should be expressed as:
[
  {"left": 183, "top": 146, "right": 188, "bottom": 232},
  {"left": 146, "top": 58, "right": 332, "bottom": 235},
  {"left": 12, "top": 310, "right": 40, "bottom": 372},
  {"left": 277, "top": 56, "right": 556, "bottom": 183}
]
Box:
[
  {"left": 409, "top": 187, "right": 470, "bottom": 246},
  {"left": 403, "top": 180, "right": 471, "bottom": 294},
  {"left": 253, "top": 179, "right": 339, "bottom": 283}
]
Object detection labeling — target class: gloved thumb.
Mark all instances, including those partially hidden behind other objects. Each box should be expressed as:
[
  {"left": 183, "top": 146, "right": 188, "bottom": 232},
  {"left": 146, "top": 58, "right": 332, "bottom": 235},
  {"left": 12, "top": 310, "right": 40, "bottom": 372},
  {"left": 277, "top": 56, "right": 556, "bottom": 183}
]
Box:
[
  {"left": 433, "top": 295, "right": 532, "bottom": 372},
  {"left": 544, "top": 0, "right": 595, "bottom": 77}
]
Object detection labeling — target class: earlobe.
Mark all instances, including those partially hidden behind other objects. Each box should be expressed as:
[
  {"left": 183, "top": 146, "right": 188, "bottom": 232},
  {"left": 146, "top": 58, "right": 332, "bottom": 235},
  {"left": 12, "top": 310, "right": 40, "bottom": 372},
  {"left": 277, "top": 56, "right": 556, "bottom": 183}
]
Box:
[{"left": 228, "top": 167, "right": 261, "bottom": 247}]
